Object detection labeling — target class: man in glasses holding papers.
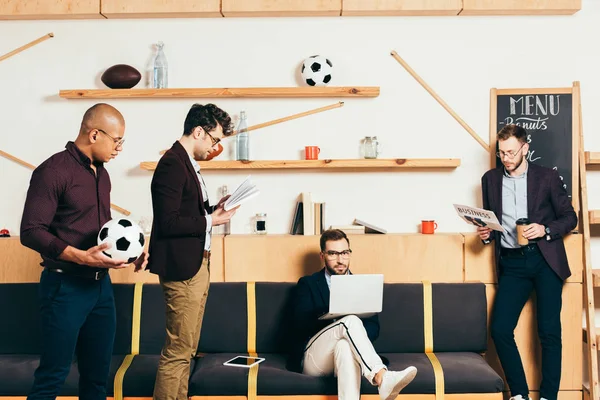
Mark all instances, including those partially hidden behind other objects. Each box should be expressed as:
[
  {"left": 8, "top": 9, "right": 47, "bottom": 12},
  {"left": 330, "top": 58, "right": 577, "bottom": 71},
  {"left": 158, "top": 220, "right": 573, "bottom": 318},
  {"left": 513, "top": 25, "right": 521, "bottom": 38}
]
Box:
[
  {"left": 146, "top": 103, "right": 239, "bottom": 400},
  {"left": 287, "top": 229, "right": 417, "bottom": 400}
]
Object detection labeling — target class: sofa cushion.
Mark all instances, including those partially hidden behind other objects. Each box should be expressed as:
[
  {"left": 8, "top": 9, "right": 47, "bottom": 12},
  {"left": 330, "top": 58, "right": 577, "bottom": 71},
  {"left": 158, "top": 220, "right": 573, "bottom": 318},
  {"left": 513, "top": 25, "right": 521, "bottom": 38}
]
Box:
[
  {"left": 138, "top": 284, "right": 167, "bottom": 354},
  {"left": 255, "top": 282, "right": 295, "bottom": 353},
  {"left": 370, "top": 353, "right": 503, "bottom": 394},
  {"left": 0, "top": 284, "right": 42, "bottom": 354},
  {"left": 0, "top": 355, "right": 125, "bottom": 396},
  {"left": 139, "top": 283, "right": 248, "bottom": 354},
  {"left": 374, "top": 283, "right": 488, "bottom": 353},
  {"left": 0, "top": 283, "right": 134, "bottom": 355},
  {"left": 189, "top": 353, "right": 256, "bottom": 396},
  {"left": 112, "top": 284, "right": 136, "bottom": 355},
  {"left": 188, "top": 352, "right": 502, "bottom": 396},
  {"left": 374, "top": 284, "right": 425, "bottom": 353}
]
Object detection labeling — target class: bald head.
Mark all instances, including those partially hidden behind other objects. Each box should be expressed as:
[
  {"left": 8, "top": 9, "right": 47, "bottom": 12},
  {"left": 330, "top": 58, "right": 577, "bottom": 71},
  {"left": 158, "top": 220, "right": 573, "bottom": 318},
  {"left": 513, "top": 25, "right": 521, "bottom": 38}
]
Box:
[
  {"left": 79, "top": 103, "right": 125, "bottom": 136},
  {"left": 75, "top": 103, "right": 126, "bottom": 164}
]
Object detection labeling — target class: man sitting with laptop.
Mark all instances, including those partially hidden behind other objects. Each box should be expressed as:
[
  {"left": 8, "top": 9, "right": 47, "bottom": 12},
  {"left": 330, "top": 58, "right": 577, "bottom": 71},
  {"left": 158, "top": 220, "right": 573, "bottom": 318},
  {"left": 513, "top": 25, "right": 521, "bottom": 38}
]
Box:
[{"left": 287, "top": 229, "right": 417, "bottom": 400}]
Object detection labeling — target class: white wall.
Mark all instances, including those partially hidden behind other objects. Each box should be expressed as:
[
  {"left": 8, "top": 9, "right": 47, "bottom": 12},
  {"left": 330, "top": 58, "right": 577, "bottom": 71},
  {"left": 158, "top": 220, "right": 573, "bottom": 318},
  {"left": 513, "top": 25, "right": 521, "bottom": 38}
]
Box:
[{"left": 1, "top": 1, "right": 600, "bottom": 251}]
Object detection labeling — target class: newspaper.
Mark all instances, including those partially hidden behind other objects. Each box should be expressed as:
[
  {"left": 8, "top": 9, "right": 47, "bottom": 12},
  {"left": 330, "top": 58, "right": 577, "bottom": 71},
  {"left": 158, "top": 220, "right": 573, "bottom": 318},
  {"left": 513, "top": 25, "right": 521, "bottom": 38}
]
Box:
[{"left": 453, "top": 204, "right": 505, "bottom": 232}]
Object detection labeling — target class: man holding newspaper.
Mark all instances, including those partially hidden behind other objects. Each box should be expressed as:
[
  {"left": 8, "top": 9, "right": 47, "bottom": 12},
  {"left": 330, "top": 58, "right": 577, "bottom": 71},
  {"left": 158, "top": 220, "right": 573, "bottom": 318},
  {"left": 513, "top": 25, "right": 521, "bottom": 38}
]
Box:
[
  {"left": 477, "top": 124, "right": 577, "bottom": 400},
  {"left": 145, "top": 103, "right": 250, "bottom": 400}
]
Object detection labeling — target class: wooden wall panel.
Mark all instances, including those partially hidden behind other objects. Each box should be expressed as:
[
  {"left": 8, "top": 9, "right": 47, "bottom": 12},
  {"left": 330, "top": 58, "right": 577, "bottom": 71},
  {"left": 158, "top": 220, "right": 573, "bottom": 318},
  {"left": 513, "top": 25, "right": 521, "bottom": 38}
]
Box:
[
  {"left": 224, "top": 234, "right": 464, "bottom": 282},
  {"left": 222, "top": 0, "right": 341, "bottom": 17},
  {"left": 0, "top": 235, "right": 225, "bottom": 284},
  {"left": 485, "top": 283, "right": 582, "bottom": 391},
  {"left": 342, "top": 0, "right": 461, "bottom": 16},
  {"left": 101, "top": 0, "right": 221, "bottom": 18},
  {"left": 0, "top": 0, "right": 101, "bottom": 20},
  {"left": 565, "top": 234, "right": 584, "bottom": 283},
  {"left": 461, "top": 0, "right": 581, "bottom": 15},
  {"left": 110, "top": 235, "right": 224, "bottom": 283},
  {"left": 462, "top": 232, "right": 495, "bottom": 283},
  {"left": 0, "top": 238, "right": 43, "bottom": 283},
  {"left": 463, "top": 233, "right": 582, "bottom": 284}
]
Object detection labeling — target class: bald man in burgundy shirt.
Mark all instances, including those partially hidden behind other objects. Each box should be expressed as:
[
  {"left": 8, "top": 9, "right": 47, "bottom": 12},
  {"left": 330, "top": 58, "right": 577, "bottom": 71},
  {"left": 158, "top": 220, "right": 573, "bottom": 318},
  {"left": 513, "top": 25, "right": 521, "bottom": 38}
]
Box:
[{"left": 20, "top": 103, "right": 147, "bottom": 400}]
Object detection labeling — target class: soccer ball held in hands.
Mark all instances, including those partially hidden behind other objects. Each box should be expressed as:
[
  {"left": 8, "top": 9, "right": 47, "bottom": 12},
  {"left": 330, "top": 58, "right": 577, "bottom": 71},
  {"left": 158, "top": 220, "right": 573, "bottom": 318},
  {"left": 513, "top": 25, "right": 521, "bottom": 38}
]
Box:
[{"left": 97, "top": 218, "right": 145, "bottom": 263}]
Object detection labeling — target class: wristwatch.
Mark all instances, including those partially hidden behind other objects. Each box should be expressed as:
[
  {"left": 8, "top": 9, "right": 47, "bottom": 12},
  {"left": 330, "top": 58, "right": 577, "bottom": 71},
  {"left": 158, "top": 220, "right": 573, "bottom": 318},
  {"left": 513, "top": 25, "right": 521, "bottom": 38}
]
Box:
[{"left": 545, "top": 225, "right": 551, "bottom": 241}]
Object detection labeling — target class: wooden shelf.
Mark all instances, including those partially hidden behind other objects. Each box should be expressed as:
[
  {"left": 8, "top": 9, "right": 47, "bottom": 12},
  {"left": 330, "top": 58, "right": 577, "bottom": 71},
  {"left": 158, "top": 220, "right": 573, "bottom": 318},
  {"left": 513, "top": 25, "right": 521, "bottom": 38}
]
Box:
[
  {"left": 461, "top": 0, "right": 581, "bottom": 15},
  {"left": 589, "top": 210, "right": 600, "bottom": 224},
  {"left": 0, "top": 0, "right": 102, "bottom": 20},
  {"left": 342, "top": 0, "right": 461, "bottom": 16},
  {"left": 59, "top": 87, "right": 380, "bottom": 99},
  {"left": 1, "top": 0, "right": 583, "bottom": 19},
  {"left": 139, "top": 158, "right": 461, "bottom": 171},
  {"left": 101, "top": 0, "right": 221, "bottom": 18},
  {"left": 222, "top": 0, "right": 340, "bottom": 16},
  {"left": 586, "top": 151, "right": 600, "bottom": 165}
]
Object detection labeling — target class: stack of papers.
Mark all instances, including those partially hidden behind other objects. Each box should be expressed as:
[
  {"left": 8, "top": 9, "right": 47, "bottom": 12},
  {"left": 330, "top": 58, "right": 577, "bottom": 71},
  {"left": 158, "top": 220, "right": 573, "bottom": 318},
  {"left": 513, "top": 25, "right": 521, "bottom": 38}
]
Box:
[{"left": 224, "top": 175, "right": 260, "bottom": 211}]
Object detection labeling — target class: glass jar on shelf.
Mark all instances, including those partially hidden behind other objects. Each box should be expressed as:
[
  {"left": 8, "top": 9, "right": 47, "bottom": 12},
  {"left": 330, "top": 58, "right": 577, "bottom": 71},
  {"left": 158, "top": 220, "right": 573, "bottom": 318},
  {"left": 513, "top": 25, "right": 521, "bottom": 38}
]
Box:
[
  {"left": 362, "top": 136, "right": 381, "bottom": 159},
  {"left": 253, "top": 213, "right": 267, "bottom": 235}
]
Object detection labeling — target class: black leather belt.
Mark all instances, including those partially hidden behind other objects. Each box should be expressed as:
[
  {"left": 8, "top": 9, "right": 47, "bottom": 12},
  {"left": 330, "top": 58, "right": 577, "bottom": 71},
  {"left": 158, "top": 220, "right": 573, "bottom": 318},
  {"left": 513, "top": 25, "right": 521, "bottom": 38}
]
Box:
[
  {"left": 47, "top": 265, "right": 108, "bottom": 281},
  {"left": 501, "top": 244, "right": 539, "bottom": 257}
]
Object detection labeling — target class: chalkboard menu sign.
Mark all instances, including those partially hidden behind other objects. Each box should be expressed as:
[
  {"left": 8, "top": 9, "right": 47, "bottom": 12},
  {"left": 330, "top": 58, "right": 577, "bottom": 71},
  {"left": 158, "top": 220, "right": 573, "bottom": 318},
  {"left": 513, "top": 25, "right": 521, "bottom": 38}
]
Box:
[{"left": 490, "top": 86, "right": 579, "bottom": 213}]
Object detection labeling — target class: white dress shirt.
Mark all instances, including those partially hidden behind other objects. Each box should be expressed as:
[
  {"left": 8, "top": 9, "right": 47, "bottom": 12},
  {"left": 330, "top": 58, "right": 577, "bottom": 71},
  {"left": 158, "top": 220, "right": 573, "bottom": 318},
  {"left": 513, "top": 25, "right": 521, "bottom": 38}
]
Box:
[{"left": 188, "top": 154, "right": 212, "bottom": 251}]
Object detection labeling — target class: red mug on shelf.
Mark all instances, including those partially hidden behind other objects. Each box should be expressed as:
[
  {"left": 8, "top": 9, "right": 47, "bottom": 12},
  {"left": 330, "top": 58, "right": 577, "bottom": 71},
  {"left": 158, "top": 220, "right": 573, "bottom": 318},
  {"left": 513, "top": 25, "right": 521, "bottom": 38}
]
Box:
[
  {"left": 421, "top": 220, "right": 438, "bottom": 234},
  {"left": 305, "top": 146, "right": 320, "bottom": 160},
  {"left": 205, "top": 143, "right": 224, "bottom": 161}
]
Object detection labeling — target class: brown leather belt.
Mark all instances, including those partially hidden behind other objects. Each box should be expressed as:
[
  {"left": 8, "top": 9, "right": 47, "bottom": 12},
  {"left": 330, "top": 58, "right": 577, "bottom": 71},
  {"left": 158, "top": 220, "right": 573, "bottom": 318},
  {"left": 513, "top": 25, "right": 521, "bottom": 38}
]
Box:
[{"left": 203, "top": 250, "right": 211, "bottom": 259}]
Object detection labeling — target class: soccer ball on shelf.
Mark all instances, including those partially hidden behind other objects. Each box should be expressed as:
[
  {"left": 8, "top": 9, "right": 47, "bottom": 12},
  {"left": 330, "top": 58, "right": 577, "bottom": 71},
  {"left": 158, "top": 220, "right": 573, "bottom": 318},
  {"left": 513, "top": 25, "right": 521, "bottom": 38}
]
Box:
[
  {"left": 301, "top": 55, "right": 333, "bottom": 87},
  {"left": 97, "top": 218, "right": 145, "bottom": 263}
]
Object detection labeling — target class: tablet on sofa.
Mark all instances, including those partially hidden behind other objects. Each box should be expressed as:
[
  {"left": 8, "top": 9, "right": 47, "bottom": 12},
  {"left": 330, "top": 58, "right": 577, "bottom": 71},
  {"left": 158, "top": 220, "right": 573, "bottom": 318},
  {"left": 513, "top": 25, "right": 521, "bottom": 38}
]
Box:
[{"left": 223, "top": 356, "right": 265, "bottom": 368}]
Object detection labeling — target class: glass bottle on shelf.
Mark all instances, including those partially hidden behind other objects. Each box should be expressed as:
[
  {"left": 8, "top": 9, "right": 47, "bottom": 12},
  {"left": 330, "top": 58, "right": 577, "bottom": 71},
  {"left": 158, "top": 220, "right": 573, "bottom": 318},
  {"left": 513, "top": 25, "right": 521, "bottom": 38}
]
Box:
[
  {"left": 236, "top": 111, "right": 250, "bottom": 161},
  {"left": 153, "top": 41, "right": 168, "bottom": 89}
]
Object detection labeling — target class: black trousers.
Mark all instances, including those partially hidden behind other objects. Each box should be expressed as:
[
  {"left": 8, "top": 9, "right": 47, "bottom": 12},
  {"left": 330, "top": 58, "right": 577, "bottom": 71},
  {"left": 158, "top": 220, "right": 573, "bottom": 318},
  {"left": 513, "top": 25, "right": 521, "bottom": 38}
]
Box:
[
  {"left": 27, "top": 269, "right": 116, "bottom": 400},
  {"left": 491, "top": 245, "right": 563, "bottom": 400}
]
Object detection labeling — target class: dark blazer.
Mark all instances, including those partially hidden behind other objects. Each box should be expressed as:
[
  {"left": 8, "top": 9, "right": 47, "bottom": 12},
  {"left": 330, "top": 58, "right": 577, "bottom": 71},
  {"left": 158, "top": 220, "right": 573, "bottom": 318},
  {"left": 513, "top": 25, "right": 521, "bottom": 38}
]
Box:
[
  {"left": 286, "top": 268, "right": 381, "bottom": 373},
  {"left": 147, "top": 141, "right": 215, "bottom": 281},
  {"left": 481, "top": 163, "right": 577, "bottom": 281}
]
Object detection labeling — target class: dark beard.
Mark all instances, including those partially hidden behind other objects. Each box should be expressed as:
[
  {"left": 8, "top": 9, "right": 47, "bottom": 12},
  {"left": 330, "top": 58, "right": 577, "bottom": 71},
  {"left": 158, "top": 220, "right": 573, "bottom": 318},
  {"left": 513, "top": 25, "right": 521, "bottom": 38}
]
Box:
[
  {"left": 325, "top": 263, "right": 348, "bottom": 275},
  {"left": 513, "top": 154, "right": 525, "bottom": 170}
]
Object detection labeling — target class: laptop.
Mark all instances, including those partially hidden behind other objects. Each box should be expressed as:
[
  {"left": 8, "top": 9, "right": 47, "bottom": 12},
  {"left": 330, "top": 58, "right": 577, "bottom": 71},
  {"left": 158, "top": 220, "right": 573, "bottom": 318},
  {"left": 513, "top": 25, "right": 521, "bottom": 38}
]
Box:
[{"left": 318, "top": 274, "right": 384, "bottom": 320}]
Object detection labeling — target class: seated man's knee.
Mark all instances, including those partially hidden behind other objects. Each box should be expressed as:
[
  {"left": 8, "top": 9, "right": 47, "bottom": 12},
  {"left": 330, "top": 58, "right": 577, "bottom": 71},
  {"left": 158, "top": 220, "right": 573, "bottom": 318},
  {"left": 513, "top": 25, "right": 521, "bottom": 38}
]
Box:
[
  {"left": 334, "top": 339, "right": 352, "bottom": 358},
  {"left": 339, "top": 315, "right": 362, "bottom": 327}
]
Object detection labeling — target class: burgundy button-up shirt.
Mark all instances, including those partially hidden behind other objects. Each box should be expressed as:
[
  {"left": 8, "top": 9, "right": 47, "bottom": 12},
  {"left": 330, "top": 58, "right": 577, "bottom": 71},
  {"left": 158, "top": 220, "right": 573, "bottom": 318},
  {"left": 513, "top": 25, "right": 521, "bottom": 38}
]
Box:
[{"left": 20, "top": 142, "right": 112, "bottom": 269}]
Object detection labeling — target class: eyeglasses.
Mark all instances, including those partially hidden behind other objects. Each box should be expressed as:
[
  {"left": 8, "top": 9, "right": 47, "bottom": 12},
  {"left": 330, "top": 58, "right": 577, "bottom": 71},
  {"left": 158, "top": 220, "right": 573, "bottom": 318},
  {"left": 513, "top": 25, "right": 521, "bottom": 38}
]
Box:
[
  {"left": 496, "top": 143, "right": 525, "bottom": 159},
  {"left": 323, "top": 249, "right": 353, "bottom": 260},
  {"left": 97, "top": 129, "right": 125, "bottom": 147},
  {"left": 204, "top": 128, "right": 221, "bottom": 147}
]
